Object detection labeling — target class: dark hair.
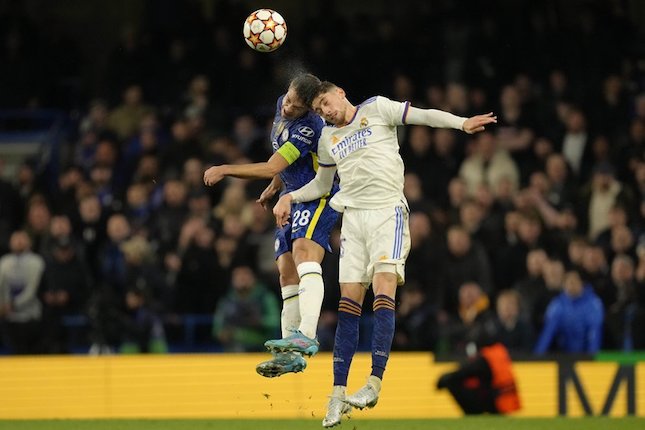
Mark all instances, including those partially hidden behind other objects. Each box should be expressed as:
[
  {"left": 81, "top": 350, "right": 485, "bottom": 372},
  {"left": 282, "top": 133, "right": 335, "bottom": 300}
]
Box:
[
  {"left": 312, "top": 81, "right": 338, "bottom": 104},
  {"left": 290, "top": 73, "right": 322, "bottom": 108},
  {"left": 296, "top": 81, "right": 338, "bottom": 109}
]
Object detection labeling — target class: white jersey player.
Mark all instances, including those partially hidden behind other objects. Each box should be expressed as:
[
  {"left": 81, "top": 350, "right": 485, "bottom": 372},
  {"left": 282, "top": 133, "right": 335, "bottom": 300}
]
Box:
[{"left": 273, "top": 81, "right": 496, "bottom": 428}]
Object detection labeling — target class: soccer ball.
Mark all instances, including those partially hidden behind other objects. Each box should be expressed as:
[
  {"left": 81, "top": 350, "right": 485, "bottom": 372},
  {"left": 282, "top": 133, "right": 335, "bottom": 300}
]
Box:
[{"left": 243, "top": 9, "right": 287, "bottom": 52}]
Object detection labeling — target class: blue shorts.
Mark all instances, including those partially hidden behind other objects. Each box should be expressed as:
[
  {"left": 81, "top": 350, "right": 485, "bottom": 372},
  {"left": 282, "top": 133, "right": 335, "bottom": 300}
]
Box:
[{"left": 274, "top": 196, "right": 340, "bottom": 259}]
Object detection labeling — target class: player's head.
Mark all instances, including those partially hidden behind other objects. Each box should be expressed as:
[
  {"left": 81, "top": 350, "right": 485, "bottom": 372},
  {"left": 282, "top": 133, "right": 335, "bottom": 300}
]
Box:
[
  {"left": 282, "top": 73, "right": 321, "bottom": 120},
  {"left": 311, "top": 81, "right": 348, "bottom": 125}
]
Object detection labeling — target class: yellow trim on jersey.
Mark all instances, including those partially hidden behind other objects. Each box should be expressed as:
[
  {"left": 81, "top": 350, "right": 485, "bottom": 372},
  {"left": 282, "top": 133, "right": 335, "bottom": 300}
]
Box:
[
  {"left": 305, "top": 197, "right": 327, "bottom": 239},
  {"left": 277, "top": 142, "right": 301, "bottom": 165},
  {"left": 311, "top": 152, "right": 319, "bottom": 172}
]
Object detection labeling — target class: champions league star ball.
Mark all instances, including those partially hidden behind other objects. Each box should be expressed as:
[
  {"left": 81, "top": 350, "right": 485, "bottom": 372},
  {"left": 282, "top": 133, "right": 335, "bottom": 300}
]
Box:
[{"left": 243, "top": 9, "right": 287, "bottom": 52}]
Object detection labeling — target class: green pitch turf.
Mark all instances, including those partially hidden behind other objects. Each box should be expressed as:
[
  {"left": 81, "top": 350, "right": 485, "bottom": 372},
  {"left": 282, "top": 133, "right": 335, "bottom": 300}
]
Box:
[{"left": 0, "top": 418, "right": 643, "bottom": 430}]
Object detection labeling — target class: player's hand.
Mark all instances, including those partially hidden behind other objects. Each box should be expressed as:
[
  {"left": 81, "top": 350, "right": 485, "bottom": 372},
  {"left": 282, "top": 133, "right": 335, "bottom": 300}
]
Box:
[
  {"left": 273, "top": 194, "right": 293, "bottom": 227},
  {"left": 257, "top": 184, "right": 279, "bottom": 211},
  {"left": 203, "top": 165, "right": 227, "bottom": 186},
  {"left": 463, "top": 112, "right": 497, "bottom": 134}
]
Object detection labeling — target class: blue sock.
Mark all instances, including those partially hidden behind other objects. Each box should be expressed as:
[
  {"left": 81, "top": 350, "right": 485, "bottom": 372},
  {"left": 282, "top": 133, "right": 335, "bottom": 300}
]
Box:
[
  {"left": 333, "top": 297, "right": 362, "bottom": 386},
  {"left": 371, "top": 295, "right": 395, "bottom": 380}
]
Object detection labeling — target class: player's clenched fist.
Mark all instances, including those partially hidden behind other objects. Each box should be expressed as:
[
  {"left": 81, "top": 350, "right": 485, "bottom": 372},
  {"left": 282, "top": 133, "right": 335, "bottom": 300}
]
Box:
[
  {"left": 203, "top": 165, "right": 227, "bottom": 186},
  {"left": 273, "top": 193, "right": 292, "bottom": 227}
]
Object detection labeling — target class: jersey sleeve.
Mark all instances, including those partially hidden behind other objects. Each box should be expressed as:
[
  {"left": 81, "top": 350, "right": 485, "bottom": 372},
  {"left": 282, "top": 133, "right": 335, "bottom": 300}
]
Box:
[
  {"left": 276, "top": 118, "right": 321, "bottom": 165},
  {"left": 375, "top": 95, "right": 410, "bottom": 126},
  {"left": 317, "top": 128, "right": 335, "bottom": 167}
]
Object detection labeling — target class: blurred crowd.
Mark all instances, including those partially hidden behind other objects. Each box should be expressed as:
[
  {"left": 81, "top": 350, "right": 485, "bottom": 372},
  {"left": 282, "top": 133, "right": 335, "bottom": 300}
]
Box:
[{"left": 0, "top": 0, "right": 644, "bottom": 355}]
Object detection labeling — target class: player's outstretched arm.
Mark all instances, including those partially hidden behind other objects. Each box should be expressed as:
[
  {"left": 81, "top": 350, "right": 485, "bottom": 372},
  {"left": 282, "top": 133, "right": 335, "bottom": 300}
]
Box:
[
  {"left": 273, "top": 165, "right": 336, "bottom": 227},
  {"left": 405, "top": 106, "right": 496, "bottom": 134},
  {"left": 203, "top": 152, "right": 290, "bottom": 186}
]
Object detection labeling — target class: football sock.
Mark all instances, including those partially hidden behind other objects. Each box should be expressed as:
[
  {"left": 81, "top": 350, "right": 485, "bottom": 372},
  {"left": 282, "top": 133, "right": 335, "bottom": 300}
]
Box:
[
  {"left": 280, "top": 284, "right": 300, "bottom": 338},
  {"left": 371, "top": 295, "right": 396, "bottom": 380},
  {"left": 333, "top": 297, "right": 362, "bottom": 386},
  {"left": 296, "top": 262, "right": 324, "bottom": 339}
]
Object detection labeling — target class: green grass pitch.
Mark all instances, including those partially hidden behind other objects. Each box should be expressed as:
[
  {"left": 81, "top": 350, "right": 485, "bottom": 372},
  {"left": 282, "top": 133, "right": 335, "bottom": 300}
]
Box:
[{"left": 0, "top": 418, "right": 643, "bottom": 430}]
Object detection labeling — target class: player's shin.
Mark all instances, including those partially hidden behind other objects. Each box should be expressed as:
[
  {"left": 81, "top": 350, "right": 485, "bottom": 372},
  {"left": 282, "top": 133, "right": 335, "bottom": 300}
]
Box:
[
  {"left": 333, "top": 297, "right": 362, "bottom": 386},
  {"left": 371, "top": 294, "right": 396, "bottom": 379},
  {"left": 281, "top": 284, "right": 300, "bottom": 338},
  {"left": 296, "top": 262, "right": 324, "bottom": 339}
]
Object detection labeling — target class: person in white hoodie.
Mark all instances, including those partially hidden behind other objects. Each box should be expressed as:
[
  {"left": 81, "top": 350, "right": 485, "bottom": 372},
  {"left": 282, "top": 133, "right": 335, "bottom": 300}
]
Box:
[{"left": 0, "top": 230, "right": 45, "bottom": 354}]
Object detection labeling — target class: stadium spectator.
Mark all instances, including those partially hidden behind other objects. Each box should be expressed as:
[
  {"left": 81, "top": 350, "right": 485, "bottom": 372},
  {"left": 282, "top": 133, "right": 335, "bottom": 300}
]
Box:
[
  {"left": 73, "top": 194, "right": 107, "bottom": 279},
  {"left": 534, "top": 270, "right": 604, "bottom": 354},
  {"left": 605, "top": 255, "right": 638, "bottom": 350},
  {"left": 118, "top": 283, "right": 168, "bottom": 354},
  {"left": 107, "top": 85, "right": 153, "bottom": 140},
  {"left": 0, "top": 230, "right": 45, "bottom": 354},
  {"left": 429, "top": 128, "right": 461, "bottom": 207},
  {"left": 459, "top": 131, "right": 519, "bottom": 197},
  {"left": 212, "top": 265, "right": 279, "bottom": 352},
  {"left": 41, "top": 236, "right": 91, "bottom": 353},
  {"left": 161, "top": 118, "right": 204, "bottom": 178},
  {"left": 496, "top": 213, "right": 544, "bottom": 290},
  {"left": 595, "top": 205, "right": 631, "bottom": 258},
  {"left": 580, "top": 244, "right": 613, "bottom": 308},
  {"left": 512, "top": 249, "right": 547, "bottom": 319},
  {"left": 438, "top": 282, "right": 495, "bottom": 354},
  {"left": 529, "top": 258, "right": 565, "bottom": 332},
  {"left": 495, "top": 84, "right": 535, "bottom": 178},
  {"left": 0, "top": 161, "right": 22, "bottom": 255},
  {"left": 24, "top": 199, "right": 51, "bottom": 253},
  {"left": 405, "top": 211, "right": 443, "bottom": 302},
  {"left": 441, "top": 225, "right": 494, "bottom": 310},
  {"left": 544, "top": 153, "right": 575, "bottom": 210},
  {"left": 560, "top": 108, "right": 594, "bottom": 185},
  {"left": 577, "top": 162, "right": 636, "bottom": 241},
  {"left": 494, "top": 289, "right": 534, "bottom": 352},
  {"left": 393, "top": 281, "right": 438, "bottom": 351},
  {"left": 173, "top": 224, "right": 225, "bottom": 314}
]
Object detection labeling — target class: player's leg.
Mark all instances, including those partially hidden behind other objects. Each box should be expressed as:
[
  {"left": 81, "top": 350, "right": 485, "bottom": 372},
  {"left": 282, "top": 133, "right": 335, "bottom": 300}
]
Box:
[
  {"left": 344, "top": 205, "right": 410, "bottom": 410},
  {"left": 322, "top": 281, "right": 365, "bottom": 428},
  {"left": 276, "top": 252, "right": 301, "bottom": 337},
  {"left": 265, "top": 238, "right": 325, "bottom": 356},
  {"left": 292, "top": 238, "right": 325, "bottom": 340},
  {"left": 324, "top": 209, "right": 369, "bottom": 427},
  {"left": 256, "top": 226, "right": 306, "bottom": 377},
  {"left": 266, "top": 199, "right": 339, "bottom": 356},
  {"left": 343, "top": 271, "right": 397, "bottom": 409}
]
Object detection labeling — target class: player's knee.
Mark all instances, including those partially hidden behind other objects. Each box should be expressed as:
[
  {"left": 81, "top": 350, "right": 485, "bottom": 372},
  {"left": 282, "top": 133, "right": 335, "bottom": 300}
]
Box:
[
  {"left": 279, "top": 269, "right": 299, "bottom": 286},
  {"left": 292, "top": 239, "right": 324, "bottom": 265},
  {"left": 339, "top": 283, "right": 366, "bottom": 303},
  {"left": 372, "top": 265, "right": 399, "bottom": 297}
]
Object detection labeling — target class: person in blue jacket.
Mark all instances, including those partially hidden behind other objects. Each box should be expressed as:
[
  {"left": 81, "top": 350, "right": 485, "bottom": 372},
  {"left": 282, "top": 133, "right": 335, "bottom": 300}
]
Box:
[{"left": 534, "top": 269, "right": 604, "bottom": 354}]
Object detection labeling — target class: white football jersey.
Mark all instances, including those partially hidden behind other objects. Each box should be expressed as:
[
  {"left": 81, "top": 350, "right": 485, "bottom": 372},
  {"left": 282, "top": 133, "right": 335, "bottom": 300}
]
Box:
[{"left": 317, "top": 96, "right": 410, "bottom": 211}]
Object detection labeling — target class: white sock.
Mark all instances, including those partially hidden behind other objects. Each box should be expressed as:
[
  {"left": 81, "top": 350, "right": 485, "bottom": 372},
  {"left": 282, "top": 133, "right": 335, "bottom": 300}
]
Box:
[
  {"left": 297, "top": 262, "right": 324, "bottom": 339},
  {"left": 281, "top": 284, "right": 300, "bottom": 338}
]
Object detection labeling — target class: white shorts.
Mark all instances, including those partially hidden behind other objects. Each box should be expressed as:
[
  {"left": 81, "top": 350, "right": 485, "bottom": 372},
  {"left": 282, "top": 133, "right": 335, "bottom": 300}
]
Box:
[{"left": 338, "top": 205, "right": 411, "bottom": 287}]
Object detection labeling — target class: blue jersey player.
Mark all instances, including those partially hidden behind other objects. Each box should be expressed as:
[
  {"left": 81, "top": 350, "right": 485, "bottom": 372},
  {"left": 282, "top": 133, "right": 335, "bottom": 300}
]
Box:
[{"left": 204, "top": 73, "right": 339, "bottom": 377}]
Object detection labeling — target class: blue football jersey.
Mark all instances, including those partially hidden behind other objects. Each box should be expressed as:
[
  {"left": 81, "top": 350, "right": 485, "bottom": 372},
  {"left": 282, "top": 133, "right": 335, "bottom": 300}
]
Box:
[{"left": 271, "top": 95, "right": 326, "bottom": 193}]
